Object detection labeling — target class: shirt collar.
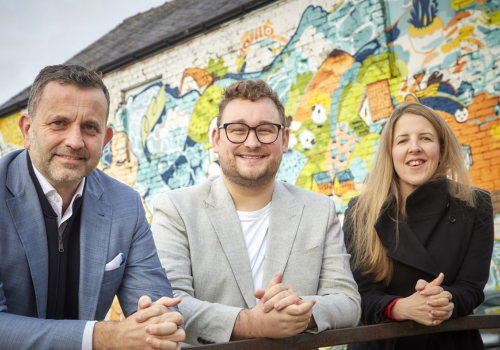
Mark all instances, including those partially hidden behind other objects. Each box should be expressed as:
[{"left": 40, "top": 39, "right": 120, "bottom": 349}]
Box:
[{"left": 31, "top": 163, "right": 85, "bottom": 198}]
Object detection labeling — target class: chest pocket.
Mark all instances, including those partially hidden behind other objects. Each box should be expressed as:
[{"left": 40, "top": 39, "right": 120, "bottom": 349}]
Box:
[{"left": 284, "top": 245, "right": 323, "bottom": 293}]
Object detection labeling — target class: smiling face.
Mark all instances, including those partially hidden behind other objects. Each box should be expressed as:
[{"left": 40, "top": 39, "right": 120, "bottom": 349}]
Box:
[
  {"left": 20, "top": 81, "right": 113, "bottom": 192},
  {"left": 212, "top": 97, "right": 289, "bottom": 189},
  {"left": 392, "top": 113, "right": 441, "bottom": 199}
]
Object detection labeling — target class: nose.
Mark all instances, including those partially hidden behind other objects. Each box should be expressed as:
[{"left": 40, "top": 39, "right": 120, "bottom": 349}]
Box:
[
  {"left": 244, "top": 129, "right": 262, "bottom": 148},
  {"left": 65, "top": 125, "right": 85, "bottom": 149},
  {"left": 408, "top": 138, "right": 422, "bottom": 154}
]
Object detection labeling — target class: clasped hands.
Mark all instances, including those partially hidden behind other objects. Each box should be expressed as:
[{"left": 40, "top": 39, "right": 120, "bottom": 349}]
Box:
[
  {"left": 232, "top": 272, "right": 316, "bottom": 339},
  {"left": 391, "top": 273, "right": 454, "bottom": 326},
  {"left": 93, "top": 295, "right": 185, "bottom": 350}
]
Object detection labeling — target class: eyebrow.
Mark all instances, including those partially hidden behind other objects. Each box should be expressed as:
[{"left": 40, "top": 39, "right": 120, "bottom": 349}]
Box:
[
  {"left": 395, "top": 132, "right": 435, "bottom": 138},
  {"left": 49, "top": 115, "right": 103, "bottom": 128},
  {"left": 226, "top": 119, "right": 280, "bottom": 124}
]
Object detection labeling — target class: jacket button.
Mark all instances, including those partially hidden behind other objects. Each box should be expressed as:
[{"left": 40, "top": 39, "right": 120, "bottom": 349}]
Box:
[{"left": 449, "top": 215, "right": 456, "bottom": 223}]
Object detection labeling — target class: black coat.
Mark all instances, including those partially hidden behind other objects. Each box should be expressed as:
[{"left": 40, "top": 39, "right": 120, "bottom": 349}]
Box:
[{"left": 344, "top": 180, "right": 494, "bottom": 350}]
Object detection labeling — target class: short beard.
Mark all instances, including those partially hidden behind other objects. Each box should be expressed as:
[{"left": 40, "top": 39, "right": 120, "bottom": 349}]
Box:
[
  {"left": 29, "top": 129, "right": 91, "bottom": 185},
  {"left": 219, "top": 151, "right": 281, "bottom": 189}
]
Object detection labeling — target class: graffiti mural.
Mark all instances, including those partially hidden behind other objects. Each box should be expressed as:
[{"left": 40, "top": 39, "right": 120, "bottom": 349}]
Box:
[
  {"left": 103, "top": 0, "right": 499, "bottom": 214},
  {"left": 0, "top": 112, "right": 23, "bottom": 157},
  {"left": 97, "top": 0, "right": 500, "bottom": 297}
]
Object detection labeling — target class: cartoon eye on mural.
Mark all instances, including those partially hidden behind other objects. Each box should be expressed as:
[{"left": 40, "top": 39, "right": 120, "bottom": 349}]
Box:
[
  {"left": 299, "top": 129, "right": 317, "bottom": 150},
  {"left": 311, "top": 104, "right": 328, "bottom": 124}
]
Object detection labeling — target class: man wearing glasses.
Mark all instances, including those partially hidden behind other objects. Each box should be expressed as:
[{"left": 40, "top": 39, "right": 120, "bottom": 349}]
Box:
[{"left": 152, "top": 79, "right": 361, "bottom": 345}]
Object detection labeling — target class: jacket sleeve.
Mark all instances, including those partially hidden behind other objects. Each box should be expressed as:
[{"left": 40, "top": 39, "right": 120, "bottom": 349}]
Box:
[
  {"left": 344, "top": 199, "right": 401, "bottom": 325},
  {"left": 0, "top": 281, "right": 87, "bottom": 349},
  {"left": 116, "top": 192, "right": 179, "bottom": 316},
  {"left": 300, "top": 198, "right": 361, "bottom": 331},
  {"left": 441, "top": 191, "right": 494, "bottom": 318},
  {"left": 152, "top": 193, "right": 243, "bottom": 345}
]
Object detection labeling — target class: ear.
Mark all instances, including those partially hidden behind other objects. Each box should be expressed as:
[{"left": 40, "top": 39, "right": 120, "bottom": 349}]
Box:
[
  {"left": 18, "top": 113, "right": 32, "bottom": 150},
  {"left": 282, "top": 127, "right": 289, "bottom": 154},
  {"left": 102, "top": 126, "right": 114, "bottom": 150},
  {"left": 212, "top": 127, "right": 220, "bottom": 154}
]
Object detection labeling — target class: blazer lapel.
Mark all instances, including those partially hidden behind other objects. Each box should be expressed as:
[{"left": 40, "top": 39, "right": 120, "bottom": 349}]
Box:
[
  {"left": 262, "top": 181, "right": 304, "bottom": 287},
  {"left": 78, "top": 173, "right": 113, "bottom": 320},
  {"left": 204, "top": 177, "right": 255, "bottom": 308},
  {"left": 5, "top": 151, "right": 49, "bottom": 319},
  {"left": 376, "top": 211, "right": 440, "bottom": 277}
]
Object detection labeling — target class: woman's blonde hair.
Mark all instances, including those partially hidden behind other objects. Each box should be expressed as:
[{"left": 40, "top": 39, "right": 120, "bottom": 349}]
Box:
[{"left": 348, "top": 102, "right": 476, "bottom": 285}]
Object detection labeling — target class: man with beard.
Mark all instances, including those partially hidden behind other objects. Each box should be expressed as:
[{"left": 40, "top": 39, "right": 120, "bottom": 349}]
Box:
[
  {"left": 0, "top": 65, "right": 184, "bottom": 349},
  {"left": 152, "top": 79, "right": 361, "bottom": 345}
]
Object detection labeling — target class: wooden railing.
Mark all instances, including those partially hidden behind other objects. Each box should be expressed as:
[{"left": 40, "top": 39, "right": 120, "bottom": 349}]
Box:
[{"left": 182, "top": 315, "right": 500, "bottom": 349}]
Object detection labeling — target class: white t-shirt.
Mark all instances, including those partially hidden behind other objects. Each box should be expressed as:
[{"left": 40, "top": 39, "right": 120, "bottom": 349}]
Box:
[{"left": 237, "top": 202, "right": 271, "bottom": 301}]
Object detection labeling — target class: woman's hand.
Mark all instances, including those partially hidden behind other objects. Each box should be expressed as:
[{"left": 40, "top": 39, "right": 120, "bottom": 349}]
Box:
[{"left": 391, "top": 273, "right": 454, "bottom": 326}]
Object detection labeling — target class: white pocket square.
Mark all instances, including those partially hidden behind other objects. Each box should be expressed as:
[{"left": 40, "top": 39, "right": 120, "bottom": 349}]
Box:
[{"left": 105, "top": 253, "right": 124, "bottom": 271}]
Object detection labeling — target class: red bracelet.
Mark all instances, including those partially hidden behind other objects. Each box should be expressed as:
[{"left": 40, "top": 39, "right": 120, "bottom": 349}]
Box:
[{"left": 384, "top": 298, "right": 403, "bottom": 321}]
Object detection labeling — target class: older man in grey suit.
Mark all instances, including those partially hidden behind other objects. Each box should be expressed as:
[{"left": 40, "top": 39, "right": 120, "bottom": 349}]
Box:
[{"left": 152, "top": 79, "right": 361, "bottom": 345}]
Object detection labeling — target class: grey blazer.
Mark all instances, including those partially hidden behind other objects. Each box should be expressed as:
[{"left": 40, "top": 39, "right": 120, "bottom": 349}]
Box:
[
  {"left": 152, "top": 176, "right": 361, "bottom": 345},
  {"left": 0, "top": 150, "right": 175, "bottom": 349}
]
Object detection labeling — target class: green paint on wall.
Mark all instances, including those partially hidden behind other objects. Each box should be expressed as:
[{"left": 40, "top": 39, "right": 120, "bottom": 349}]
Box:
[
  {"left": 337, "top": 52, "right": 407, "bottom": 134},
  {"left": 347, "top": 133, "right": 381, "bottom": 169},
  {"left": 291, "top": 118, "right": 331, "bottom": 159},
  {"left": 285, "top": 72, "right": 314, "bottom": 116},
  {"left": 295, "top": 151, "right": 327, "bottom": 190},
  {"left": 188, "top": 85, "right": 224, "bottom": 143},
  {"left": 204, "top": 57, "right": 229, "bottom": 79}
]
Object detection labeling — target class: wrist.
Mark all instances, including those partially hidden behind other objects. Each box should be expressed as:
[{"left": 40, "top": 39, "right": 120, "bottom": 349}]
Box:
[
  {"left": 307, "top": 316, "right": 317, "bottom": 329},
  {"left": 93, "top": 321, "right": 120, "bottom": 350},
  {"left": 390, "top": 299, "right": 407, "bottom": 321},
  {"left": 232, "top": 309, "right": 258, "bottom": 340}
]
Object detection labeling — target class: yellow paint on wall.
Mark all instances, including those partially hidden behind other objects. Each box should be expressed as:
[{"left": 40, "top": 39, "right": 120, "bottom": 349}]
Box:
[
  {"left": 451, "top": 0, "right": 475, "bottom": 10},
  {"left": 475, "top": 6, "right": 500, "bottom": 26},
  {"left": 0, "top": 112, "right": 23, "bottom": 147},
  {"left": 307, "top": 92, "right": 331, "bottom": 114},
  {"left": 441, "top": 25, "right": 475, "bottom": 53},
  {"left": 492, "top": 125, "right": 500, "bottom": 149},
  {"left": 408, "top": 16, "right": 444, "bottom": 38},
  {"left": 141, "top": 85, "right": 166, "bottom": 148}
]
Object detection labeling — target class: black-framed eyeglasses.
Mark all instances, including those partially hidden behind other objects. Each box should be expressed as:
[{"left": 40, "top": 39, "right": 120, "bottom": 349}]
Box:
[{"left": 218, "top": 123, "right": 284, "bottom": 144}]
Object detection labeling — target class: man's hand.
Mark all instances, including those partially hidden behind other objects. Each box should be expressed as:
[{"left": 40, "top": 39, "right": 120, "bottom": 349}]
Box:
[
  {"left": 392, "top": 273, "right": 454, "bottom": 326},
  {"left": 258, "top": 272, "right": 318, "bottom": 329},
  {"left": 258, "top": 273, "right": 301, "bottom": 312},
  {"left": 231, "top": 273, "right": 316, "bottom": 340},
  {"left": 136, "top": 296, "right": 185, "bottom": 349},
  {"left": 93, "top": 296, "right": 185, "bottom": 350}
]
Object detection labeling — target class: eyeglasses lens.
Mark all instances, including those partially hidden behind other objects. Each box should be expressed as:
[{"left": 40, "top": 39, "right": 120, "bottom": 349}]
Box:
[{"left": 226, "top": 124, "right": 279, "bottom": 143}]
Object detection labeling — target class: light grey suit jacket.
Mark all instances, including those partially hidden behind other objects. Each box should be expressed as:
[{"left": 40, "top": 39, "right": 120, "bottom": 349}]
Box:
[
  {"left": 0, "top": 150, "right": 176, "bottom": 349},
  {"left": 152, "top": 176, "right": 361, "bottom": 345}
]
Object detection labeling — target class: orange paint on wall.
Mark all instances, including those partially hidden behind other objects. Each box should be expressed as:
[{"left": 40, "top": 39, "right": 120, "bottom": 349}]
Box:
[
  {"left": 294, "top": 50, "right": 355, "bottom": 122},
  {"left": 438, "top": 106, "right": 500, "bottom": 192}
]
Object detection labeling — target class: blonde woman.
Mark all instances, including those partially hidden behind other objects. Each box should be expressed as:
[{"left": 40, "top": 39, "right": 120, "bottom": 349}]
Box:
[{"left": 344, "top": 102, "right": 494, "bottom": 349}]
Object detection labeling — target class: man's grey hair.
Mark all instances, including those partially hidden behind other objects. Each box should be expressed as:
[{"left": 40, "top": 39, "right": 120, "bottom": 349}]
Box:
[{"left": 28, "top": 64, "right": 110, "bottom": 119}]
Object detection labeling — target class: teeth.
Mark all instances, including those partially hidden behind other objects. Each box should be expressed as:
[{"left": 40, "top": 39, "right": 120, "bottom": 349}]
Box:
[
  {"left": 240, "top": 156, "right": 263, "bottom": 159},
  {"left": 408, "top": 160, "right": 423, "bottom": 166}
]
